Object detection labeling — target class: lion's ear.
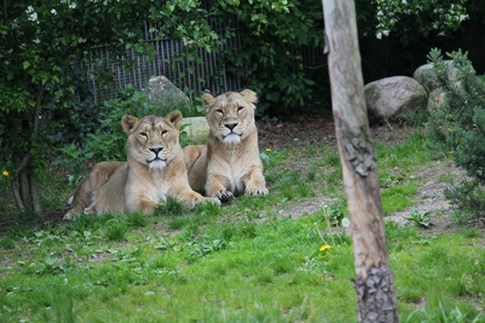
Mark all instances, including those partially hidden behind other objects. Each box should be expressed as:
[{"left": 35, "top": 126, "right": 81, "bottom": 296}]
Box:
[
  {"left": 202, "top": 92, "right": 216, "bottom": 113},
  {"left": 240, "top": 89, "right": 258, "bottom": 105},
  {"left": 121, "top": 115, "right": 140, "bottom": 135},
  {"left": 166, "top": 110, "right": 183, "bottom": 130}
]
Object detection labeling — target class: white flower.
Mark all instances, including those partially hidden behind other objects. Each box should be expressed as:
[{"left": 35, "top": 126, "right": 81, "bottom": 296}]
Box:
[
  {"left": 33, "top": 38, "right": 41, "bottom": 44},
  {"left": 51, "top": 9, "right": 57, "bottom": 15},
  {"left": 78, "top": 37, "right": 87, "bottom": 44},
  {"left": 341, "top": 218, "right": 351, "bottom": 228},
  {"left": 69, "top": 2, "right": 77, "bottom": 9},
  {"left": 26, "top": 6, "right": 38, "bottom": 22}
]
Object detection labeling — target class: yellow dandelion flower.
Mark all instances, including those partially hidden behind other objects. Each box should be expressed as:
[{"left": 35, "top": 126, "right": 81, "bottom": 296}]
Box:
[
  {"left": 265, "top": 148, "right": 272, "bottom": 153},
  {"left": 2, "top": 170, "right": 9, "bottom": 177},
  {"left": 319, "top": 244, "right": 331, "bottom": 252}
]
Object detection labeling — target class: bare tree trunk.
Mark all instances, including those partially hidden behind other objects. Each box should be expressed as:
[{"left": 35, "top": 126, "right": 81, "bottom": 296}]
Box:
[
  {"left": 9, "top": 86, "right": 45, "bottom": 216},
  {"left": 322, "top": 1, "right": 399, "bottom": 322}
]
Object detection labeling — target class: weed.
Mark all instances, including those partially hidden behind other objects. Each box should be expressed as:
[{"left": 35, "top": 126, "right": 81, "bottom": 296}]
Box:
[
  {"left": 0, "top": 237, "right": 16, "bottom": 249},
  {"left": 307, "top": 171, "right": 316, "bottom": 182},
  {"left": 296, "top": 183, "right": 315, "bottom": 198},
  {"left": 325, "top": 152, "right": 341, "bottom": 167},
  {"left": 406, "top": 209, "right": 431, "bottom": 228},
  {"left": 102, "top": 219, "right": 128, "bottom": 241},
  {"left": 154, "top": 197, "right": 187, "bottom": 217},
  {"left": 126, "top": 212, "right": 148, "bottom": 228},
  {"left": 167, "top": 216, "right": 192, "bottom": 230}
]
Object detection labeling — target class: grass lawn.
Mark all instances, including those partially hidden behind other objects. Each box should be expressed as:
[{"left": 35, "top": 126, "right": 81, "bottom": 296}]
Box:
[{"left": 0, "top": 125, "right": 484, "bottom": 322}]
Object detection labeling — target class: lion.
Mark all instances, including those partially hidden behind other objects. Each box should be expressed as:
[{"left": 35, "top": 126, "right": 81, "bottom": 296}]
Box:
[
  {"left": 63, "top": 110, "right": 217, "bottom": 220},
  {"left": 183, "top": 89, "right": 268, "bottom": 202}
]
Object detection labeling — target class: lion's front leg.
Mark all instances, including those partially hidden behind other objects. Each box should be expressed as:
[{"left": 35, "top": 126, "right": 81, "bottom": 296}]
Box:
[
  {"left": 243, "top": 167, "right": 268, "bottom": 197},
  {"left": 134, "top": 196, "right": 159, "bottom": 215},
  {"left": 175, "top": 188, "right": 221, "bottom": 208},
  {"left": 205, "top": 173, "right": 233, "bottom": 202}
]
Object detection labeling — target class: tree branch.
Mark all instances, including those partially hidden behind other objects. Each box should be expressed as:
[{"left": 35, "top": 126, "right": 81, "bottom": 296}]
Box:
[{"left": 10, "top": 178, "right": 26, "bottom": 213}]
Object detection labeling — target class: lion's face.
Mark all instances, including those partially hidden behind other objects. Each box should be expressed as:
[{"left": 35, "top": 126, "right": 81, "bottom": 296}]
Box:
[
  {"left": 122, "top": 111, "right": 183, "bottom": 170},
  {"left": 203, "top": 89, "right": 258, "bottom": 144}
]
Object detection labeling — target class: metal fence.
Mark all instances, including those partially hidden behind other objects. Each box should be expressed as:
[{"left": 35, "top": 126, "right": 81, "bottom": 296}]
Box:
[
  {"left": 86, "top": 23, "right": 242, "bottom": 104},
  {"left": 84, "top": 21, "right": 326, "bottom": 105}
]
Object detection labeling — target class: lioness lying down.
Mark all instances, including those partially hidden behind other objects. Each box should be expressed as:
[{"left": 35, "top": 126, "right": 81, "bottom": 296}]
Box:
[
  {"left": 64, "top": 110, "right": 216, "bottom": 220},
  {"left": 184, "top": 89, "right": 268, "bottom": 202}
]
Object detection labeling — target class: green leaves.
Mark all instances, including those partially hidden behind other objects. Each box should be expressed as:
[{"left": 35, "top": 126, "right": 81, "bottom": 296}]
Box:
[
  {"left": 373, "top": 0, "right": 469, "bottom": 38},
  {"left": 427, "top": 49, "right": 485, "bottom": 220}
]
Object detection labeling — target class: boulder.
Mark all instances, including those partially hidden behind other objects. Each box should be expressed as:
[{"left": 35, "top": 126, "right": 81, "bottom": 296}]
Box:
[
  {"left": 427, "top": 88, "right": 446, "bottom": 110},
  {"left": 413, "top": 60, "right": 474, "bottom": 92},
  {"left": 181, "top": 116, "right": 209, "bottom": 144},
  {"left": 364, "top": 76, "right": 427, "bottom": 120},
  {"left": 148, "top": 75, "right": 190, "bottom": 106},
  {"left": 148, "top": 75, "right": 208, "bottom": 143}
]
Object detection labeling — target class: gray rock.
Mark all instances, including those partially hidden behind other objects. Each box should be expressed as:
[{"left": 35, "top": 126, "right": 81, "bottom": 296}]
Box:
[
  {"left": 181, "top": 116, "right": 209, "bottom": 144},
  {"left": 365, "top": 76, "right": 427, "bottom": 120},
  {"left": 427, "top": 88, "right": 446, "bottom": 110},
  {"left": 148, "top": 75, "right": 190, "bottom": 107},
  {"left": 413, "top": 60, "right": 473, "bottom": 92}
]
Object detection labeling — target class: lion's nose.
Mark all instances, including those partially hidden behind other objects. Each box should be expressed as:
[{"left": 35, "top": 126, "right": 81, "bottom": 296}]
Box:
[
  {"left": 225, "top": 123, "right": 238, "bottom": 131},
  {"left": 150, "top": 147, "right": 163, "bottom": 155}
]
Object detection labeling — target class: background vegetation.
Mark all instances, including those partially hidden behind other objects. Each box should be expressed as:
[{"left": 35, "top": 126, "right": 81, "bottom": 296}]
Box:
[
  {"left": 1, "top": 0, "right": 483, "bottom": 217},
  {"left": 427, "top": 49, "right": 485, "bottom": 222}
]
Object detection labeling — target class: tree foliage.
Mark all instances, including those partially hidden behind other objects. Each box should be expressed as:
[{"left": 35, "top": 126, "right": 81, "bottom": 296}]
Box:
[
  {"left": 372, "top": 0, "right": 469, "bottom": 39},
  {"left": 0, "top": 1, "right": 164, "bottom": 214},
  {"left": 427, "top": 49, "right": 485, "bottom": 220}
]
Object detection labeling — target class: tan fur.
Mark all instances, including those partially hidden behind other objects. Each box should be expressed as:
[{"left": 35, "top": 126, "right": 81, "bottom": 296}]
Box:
[
  {"left": 184, "top": 89, "right": 268, "bottom": 202},
  {"left": 64, "top": 111, "right": 217, "bottom": 220}
]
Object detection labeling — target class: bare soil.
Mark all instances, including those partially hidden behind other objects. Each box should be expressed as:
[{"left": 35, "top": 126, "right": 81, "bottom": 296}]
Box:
[{"left": 258, "top": 116, "right": 464, "bottom": 233}]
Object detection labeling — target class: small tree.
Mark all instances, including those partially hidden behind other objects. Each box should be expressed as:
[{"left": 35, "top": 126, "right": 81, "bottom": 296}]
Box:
[
  {"left": 427, "top": 49, "right": 485, "bottom": 221},
  {"left": 322, "top": 0, "right": 399, "bottom": 321},
  {"left": 0, "top": 1, "right": 162, "bottom": 214}
]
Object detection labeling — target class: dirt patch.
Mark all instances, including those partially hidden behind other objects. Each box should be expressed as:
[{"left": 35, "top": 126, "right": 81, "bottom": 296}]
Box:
[
  {"left": 276, "top": 197, "right": 340, "bottom": 219},
  {"left": 272, "top": 158, "right": 462, "bottom": 233},
  {"left": 259, "top": 116, "right": 465, "bottom": 233},
  {"left": 386, "top": 160, "right": 461, "bottom": 231},
  {"left": 258, "top": 116, "right": 414, "bottom": 149}
]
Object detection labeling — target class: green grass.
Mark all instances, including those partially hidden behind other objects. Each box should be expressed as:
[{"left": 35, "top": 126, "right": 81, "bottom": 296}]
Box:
[{"left": 1, "top": 129, "right": 484, "bottom": 322}]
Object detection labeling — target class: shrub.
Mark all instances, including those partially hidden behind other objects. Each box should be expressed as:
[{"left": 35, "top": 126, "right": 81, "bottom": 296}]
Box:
[
  {"left": 427, "top": 49, "right": 485, "bottom": 221},
  {"left": 55, "top": 86, "right": 196, "bottom": 177}
]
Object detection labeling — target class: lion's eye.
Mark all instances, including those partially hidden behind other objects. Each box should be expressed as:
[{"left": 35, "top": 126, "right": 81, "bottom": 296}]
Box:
[
  {"left": 215, "top": 109, "right": 223, "bottom": 115},
  {"left": 139, "top": 132, "right": 148, "bottom": 138},
  {"left": 237, "top": 106, "right": 244, "bottom": 113},
  {"left": 161, "top": 130, "right": 169, "bottom": 136}
]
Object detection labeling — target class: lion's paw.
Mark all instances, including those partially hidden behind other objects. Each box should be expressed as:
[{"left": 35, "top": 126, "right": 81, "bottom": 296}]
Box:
[
  {"left": 208, "top": 197, "right": 221, "bottom": 205},
  {"left": 215, "top": 190, "right": 234, "bottom": 203},
  {"left": 246, "top": 187, "right": 268, "bottom": 196},
  {"left": 63, "top": 211, "right": 75, "bottom": 221}
]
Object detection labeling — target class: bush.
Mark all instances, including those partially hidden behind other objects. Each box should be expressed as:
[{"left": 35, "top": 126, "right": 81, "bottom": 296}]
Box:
[
  {"left": 55, "top": 86, "right": 197, "bottom": 177},
  {"left": 427, "top": 49, "right": 485, "bottom": 221}
]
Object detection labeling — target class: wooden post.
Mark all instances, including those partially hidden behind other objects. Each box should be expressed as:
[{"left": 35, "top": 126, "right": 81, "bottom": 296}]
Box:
[{"left": 322, "top": 1, "right": 399, "bottom": 322}]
